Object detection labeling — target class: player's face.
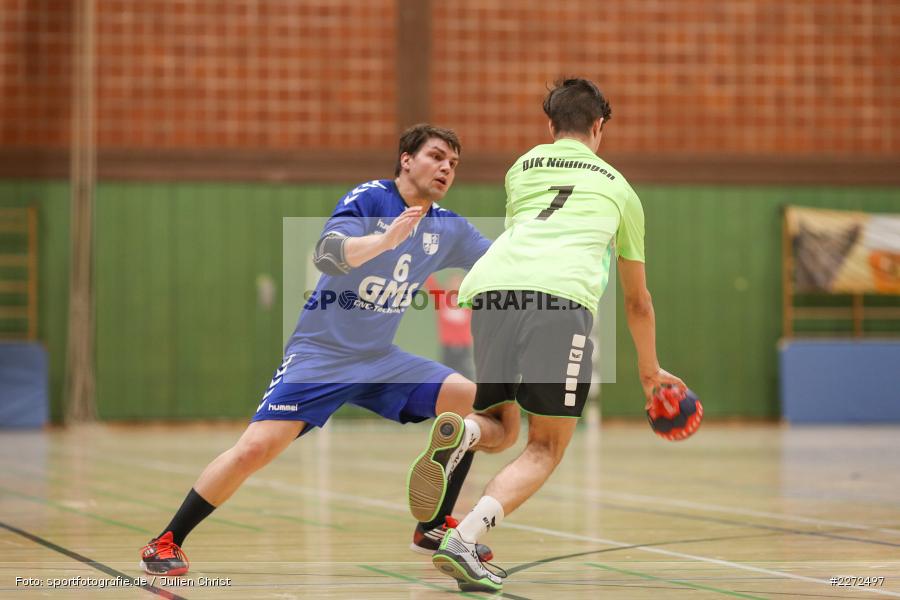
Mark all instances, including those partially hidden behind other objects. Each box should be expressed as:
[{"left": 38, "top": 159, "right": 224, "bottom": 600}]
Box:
[{"left": 402, "top": 137, "right": 459, "bottom": 201}]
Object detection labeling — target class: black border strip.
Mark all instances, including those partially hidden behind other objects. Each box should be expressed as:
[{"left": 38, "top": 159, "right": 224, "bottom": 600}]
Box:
[{"left": 0, "top": 520, "right": 189, "bottom": 600}]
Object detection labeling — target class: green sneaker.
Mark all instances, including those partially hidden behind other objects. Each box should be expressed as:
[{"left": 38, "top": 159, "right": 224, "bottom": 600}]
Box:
[
  {"left": 407, "top": 412, "right": 470, "bottom": 523},
  {"left": 432, "top": 528, "right": 504, "bottom": 593}
]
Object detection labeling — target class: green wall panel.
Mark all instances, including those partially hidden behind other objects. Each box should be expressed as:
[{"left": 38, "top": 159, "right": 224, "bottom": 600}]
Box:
[
  {"left": 5, "top": 177, "right": 898, "bottom": 422},
  {"left": 605, "top": 186, "right": 900, "bottom": 418},
  {"left": 422, "top": 184, "right": 900, "bottom": 419},
  {"left": 85, "top": 182, "right": 900, "bottom": 421},
  {"left": 94, "top": 182, "right": 348, "bottom": 419},
  {"left": 0, "top": 181, "right": 70, "bottom": 422}
]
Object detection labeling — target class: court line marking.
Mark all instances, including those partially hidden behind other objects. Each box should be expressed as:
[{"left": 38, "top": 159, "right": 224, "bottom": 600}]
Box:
[
  {"left": 501, "top": 521, "right": 900, "bottom": 598},
  {"left": 597, "top": 462, "right": 900, "bottom": 509},
  {"left": 12, "top": 451, "right": 900, "bottom": 542},
  {"left": 0, "top": 520, "right": 188, "bottom": 600},
  {"left": 0, "top": 484, "right": 152, "bottom": 535},
  {"left": 107, "top": 456, "right": 900, "bottom": 598},
  {"left": 86, "top": 486, "right": 261, "bottom": 533},
  {"left": 242, "top": 510, "right": 348, "bottom": 531},
  {"left": 70, "top": 452, "right": 807, "bottom": 590},
  {"left": 358, "top": 564, "right": 486, "bottom": 599},
  {"left": 0, "top": 446, "right": 816, "bottom": 600},
  {"left": 359, "top": 564, "right": 536, "bottom": 600},
  {"left": 553, "top": 495, "right": 900, "bottom": 549},
  {"left": 578, "top": 488, "right": 900, "bottom": 537},
  {"left": 505, "top": 531, "right": 783, "bottom": 575},
  {"left": 0, "top": 458, "right": 331, "bottom": 533},
  {"left": 341, "top": 456, "right": 900, "bottom": 537},
  {"left": 586, "top": 561, "right": 769, "bottom": 600}
]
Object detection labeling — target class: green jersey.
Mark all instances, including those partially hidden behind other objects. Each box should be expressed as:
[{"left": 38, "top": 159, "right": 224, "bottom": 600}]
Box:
[{"left": 458, "top": 138, "right": 645, "bottom": 314}]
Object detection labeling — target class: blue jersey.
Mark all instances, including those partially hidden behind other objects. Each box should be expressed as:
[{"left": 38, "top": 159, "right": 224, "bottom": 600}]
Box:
[{"left": 286, "top": 179, "right": 491, "bottom": 355}]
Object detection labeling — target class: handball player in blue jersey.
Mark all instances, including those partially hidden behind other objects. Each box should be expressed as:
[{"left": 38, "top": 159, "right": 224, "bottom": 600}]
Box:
[{"left": 139, "top": 124, "right": 520, "bottom": 576}]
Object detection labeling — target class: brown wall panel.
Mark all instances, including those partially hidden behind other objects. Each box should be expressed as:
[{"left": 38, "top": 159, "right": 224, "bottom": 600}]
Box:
[
  {"left": 1, "top": 0, "right": 397, "bottom": 150},
  {"left": 0, "top": 1, "right": 897, "bottom": 184},
  {"left": 431, "top": 0, "right": 900, "bottom": 156}
]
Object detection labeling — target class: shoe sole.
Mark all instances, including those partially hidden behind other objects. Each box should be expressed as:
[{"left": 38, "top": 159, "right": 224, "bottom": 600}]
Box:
[
  {"left": 407, "top": 412, "right": 464, "bottom": 523},
  {"left": 138, "top": 560, "right": 189, "bottom": 577},
  {"left": 432, "top": 551, "right": 502, "bottom": 593}
]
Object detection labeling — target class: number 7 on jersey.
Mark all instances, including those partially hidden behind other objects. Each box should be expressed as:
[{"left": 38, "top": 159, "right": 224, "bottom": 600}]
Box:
[{"left": 536, "top": 185, "right": 575, "bottom": 221}]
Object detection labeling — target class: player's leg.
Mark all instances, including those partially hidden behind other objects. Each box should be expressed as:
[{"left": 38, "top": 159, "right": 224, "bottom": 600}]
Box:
[
  {"left": 434, "top": 376, "right": 519, "bottom": 454},
  {"left": 425, "top": 376, "right": 515, "bottom": 524},
  {"left": 408, "top": 376, "right": 519, "bottom": 560},
  {"left": 472, "top": 412, "right": 577, "bottom": 518},
  {"left": 139, "top": 419, "right": 303, "bottom": 576},
  {"left": 408, "top": 378, "right": 520, "bottom": 524},
  {"left": 336, "top": 351, "right": 488, "bottom": 557},
  {"left": 466, "top": 394, "right": 520, "bottom": 454},
  {"left": 432, "top": 371, "right": 474, "bottom": 415},
  {"left": 431, "top": 292, "right": 593, "bottom": 592},
  {"left": 432, "top": 413, "right": 576, "bottom": 592},
  {"left": 355, "top": 370, "right": 488, "bottom": 557},
  {"left": 194, "top": 420, "right": 304, "bottom": 505},
  {"left": 420, "top": 374, "right": 482, "bottom": 527},
  {"left": 461, "top": 298, "right": 593, "bottom": 520},
  {"left": 455, "top": 295, "right": 522, "bottom": 456},
  {"left": 407, "top": 300, "right": 521, "bottom": 527},
  {"left": 140, "top": 353, "right": 348, "bottom": 576},
  {"left": 404, "top": 375, "right": 481, "bottom": 556}
]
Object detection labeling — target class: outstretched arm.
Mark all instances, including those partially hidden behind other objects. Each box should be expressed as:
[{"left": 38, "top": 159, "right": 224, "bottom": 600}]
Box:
[{"left": 618, "top": 257, "right": 686, "bottom": 401}]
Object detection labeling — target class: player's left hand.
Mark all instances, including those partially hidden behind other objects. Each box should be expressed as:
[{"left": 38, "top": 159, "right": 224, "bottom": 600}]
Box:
[{"left": 639, "top": 367, "right": 686, "bottom": 406}]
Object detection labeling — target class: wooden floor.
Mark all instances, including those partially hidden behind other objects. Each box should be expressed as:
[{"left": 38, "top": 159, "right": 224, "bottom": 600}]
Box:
[{"left": 1, "top": 420, "right": 899, "bottom": 599}]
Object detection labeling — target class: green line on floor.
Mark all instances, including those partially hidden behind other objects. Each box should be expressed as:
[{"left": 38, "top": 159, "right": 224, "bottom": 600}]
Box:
[
  {"left": 0, "top": 485, "right": 152, "bottom": 534},
  {"left": 359, "top": 564, "right": 484, "bottom": 599},
  {"left": 586, "top": 562, "right": 769, "bottom": 600}
]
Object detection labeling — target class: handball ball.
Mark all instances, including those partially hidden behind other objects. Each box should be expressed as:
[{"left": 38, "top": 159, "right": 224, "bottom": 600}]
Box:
[{"left": 646, "top": 385, "right": 703, "bottom": 441}]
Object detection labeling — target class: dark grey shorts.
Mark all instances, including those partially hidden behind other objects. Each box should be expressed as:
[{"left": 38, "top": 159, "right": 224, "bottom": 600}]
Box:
[{"left": 470, "top": 290, "right": 594, "bottom": 418}]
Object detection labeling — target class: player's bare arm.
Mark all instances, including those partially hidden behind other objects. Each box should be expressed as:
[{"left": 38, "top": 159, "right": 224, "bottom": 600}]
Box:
[
  {"left": 342, "top": 206, "right": 425, "bottom": 267},
  {"left": 618, "top": 256, "right": 686, "bottom": 400},
  {"left": 313, "top": 206, "right": 425, "bottom": 275}
]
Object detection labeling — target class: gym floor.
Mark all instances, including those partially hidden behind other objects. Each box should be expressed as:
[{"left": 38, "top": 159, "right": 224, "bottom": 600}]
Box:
[{"left": 1, "top": 420, "right": 898, "bottom": 599}]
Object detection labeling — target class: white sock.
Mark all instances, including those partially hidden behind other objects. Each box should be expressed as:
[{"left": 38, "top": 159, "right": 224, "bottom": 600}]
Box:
[
  {"left": 462, "top": 418, "right": 481, "bottom": 451},
  {"left": 456, "top": 495, "right": 504, "bottom": 543}
]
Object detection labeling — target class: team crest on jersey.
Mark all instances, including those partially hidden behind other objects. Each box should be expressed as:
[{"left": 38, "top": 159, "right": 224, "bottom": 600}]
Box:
[{"left": 422, "top": 233, "right": 440, "bottom": 255}]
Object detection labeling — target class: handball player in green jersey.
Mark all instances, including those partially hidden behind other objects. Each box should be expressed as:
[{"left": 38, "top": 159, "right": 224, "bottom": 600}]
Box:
[{"left": 406, "top": 78, "right": 688, "bottom": 593}]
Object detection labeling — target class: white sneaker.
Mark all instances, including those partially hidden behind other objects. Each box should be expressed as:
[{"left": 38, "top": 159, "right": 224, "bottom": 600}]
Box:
[
  {"left": 410, "top": 515, "right": 494, "bottom": 561},
  {"left": 432, "top": 528, "right": 504, "bottom": 593}
]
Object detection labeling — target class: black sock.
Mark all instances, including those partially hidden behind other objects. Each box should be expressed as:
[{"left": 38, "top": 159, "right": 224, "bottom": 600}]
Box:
[
  {"left": 161, "top": 488, "right": 216, "bottom": 547},
  {"left": 419, "top": 451, "right": 475, "bottom": 531}
]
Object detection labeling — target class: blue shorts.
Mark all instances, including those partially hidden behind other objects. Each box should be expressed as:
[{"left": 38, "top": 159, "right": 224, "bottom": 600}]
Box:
[{"left": 251, "top": 344, "right": 455, "bottom": 434}]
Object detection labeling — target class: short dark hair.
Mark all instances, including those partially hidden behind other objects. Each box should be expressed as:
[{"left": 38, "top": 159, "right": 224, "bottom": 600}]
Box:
[
  {"left": 542, "top": 78, "right": 612, "bottom": 136},
  {"left": 395, "top": 124, "right": 462, "bottom": 176}
]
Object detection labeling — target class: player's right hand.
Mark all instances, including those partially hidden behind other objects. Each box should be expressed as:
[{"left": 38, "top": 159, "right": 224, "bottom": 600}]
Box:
[
  {"left": 382, "top": 206, "right": 425, "bottom": 250},
  {"left": 639, "top": 367, "right": 686, "bottom": 406}
]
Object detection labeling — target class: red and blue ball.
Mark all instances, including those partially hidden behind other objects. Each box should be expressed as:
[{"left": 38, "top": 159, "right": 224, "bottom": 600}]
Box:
[{"left": 646, "top": 385, "right": 703, "bottom": 441}]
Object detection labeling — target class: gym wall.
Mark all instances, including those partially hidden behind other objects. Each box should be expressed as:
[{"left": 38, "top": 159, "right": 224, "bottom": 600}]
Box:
[{"left": 4, "top": 180, "right": 897, "bottom": 421}]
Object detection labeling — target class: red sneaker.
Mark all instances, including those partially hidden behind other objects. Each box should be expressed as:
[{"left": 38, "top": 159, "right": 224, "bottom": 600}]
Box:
[{"left": 139, "top": 532, "right": 190, "bottom": 576}]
